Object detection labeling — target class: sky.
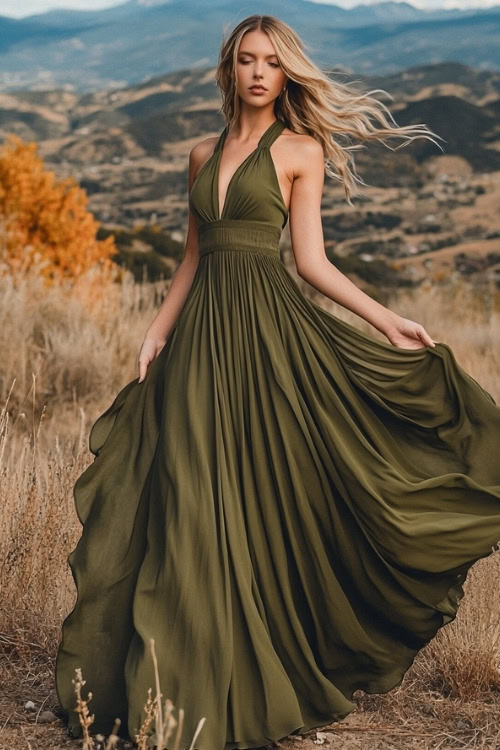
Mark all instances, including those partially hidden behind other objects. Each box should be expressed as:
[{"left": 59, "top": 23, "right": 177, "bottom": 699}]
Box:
[{"left": 1, "top": 0, "right": 499, "bottom": 18}]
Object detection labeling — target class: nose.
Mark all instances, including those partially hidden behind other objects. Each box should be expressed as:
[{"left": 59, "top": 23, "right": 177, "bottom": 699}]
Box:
[{"left": 253, "top": 62, "right": 265, "bottom": 79}]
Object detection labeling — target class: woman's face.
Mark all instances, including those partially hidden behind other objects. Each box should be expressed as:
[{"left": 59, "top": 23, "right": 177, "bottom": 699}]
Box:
[{"left": 235, "top": 30, "right": 287, "bottom": 109}]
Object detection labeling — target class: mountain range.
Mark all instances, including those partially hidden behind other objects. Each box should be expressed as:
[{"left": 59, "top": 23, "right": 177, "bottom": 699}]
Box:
[{"left": 1, "top": 0, "right": 500, "bottom": 92}]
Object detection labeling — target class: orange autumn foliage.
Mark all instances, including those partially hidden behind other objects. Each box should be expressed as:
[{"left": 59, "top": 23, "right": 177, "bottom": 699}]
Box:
[{"left": 0, "top": 134, "right": 118, "bottom": 284}]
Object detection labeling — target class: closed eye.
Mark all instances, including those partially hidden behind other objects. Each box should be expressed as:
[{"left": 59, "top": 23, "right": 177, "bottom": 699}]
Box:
[{"left": 239, "top": 60, "right": 280, "bottom": 68}]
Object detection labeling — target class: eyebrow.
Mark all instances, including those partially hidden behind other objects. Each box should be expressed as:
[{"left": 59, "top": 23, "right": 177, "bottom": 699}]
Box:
[{"left": 238, "top": 51, "right": 278, "bottom": 58}]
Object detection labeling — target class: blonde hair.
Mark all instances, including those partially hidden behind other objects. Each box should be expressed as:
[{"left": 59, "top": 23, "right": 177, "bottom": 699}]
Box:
[{"left": 215, "top": 14, "right": 444, "bottom": 206}]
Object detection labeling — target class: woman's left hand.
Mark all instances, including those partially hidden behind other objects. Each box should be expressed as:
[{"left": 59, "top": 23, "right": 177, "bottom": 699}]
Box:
[{"left": 385, "top": 315, "right": 437, "bottom": 350}]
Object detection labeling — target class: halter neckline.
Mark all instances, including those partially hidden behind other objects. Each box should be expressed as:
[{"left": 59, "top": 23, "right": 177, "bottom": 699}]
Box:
[
  {"left": 215, "top": 119, "right": 286, "bottom": 220},
  {"left": 216, "top": 118, "right": 285, "bottom": 152}
]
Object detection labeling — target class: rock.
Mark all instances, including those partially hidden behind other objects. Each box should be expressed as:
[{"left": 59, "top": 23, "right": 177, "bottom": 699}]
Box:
[
  {"left": 38, "top": 710, "right": 58, "bottom": 723},
  {"left": 313, "top": 731, "right": 332, "bottom": 744},
  {"left": 24, "top": 700, "right": 36, "bottom": 711}
]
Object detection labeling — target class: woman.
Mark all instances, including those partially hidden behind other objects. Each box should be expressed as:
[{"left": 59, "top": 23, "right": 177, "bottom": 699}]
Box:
[{"left": 55, "top": 14, "right": 500, "bottom": 750}]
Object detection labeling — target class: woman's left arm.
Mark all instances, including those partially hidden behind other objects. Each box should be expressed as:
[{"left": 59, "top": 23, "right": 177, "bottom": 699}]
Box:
[{"left": 288, "top": 136, "right": 436, "bottom": 350}]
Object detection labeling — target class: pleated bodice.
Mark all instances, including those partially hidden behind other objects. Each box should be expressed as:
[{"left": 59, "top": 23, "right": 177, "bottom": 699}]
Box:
[{"left": 189, "top": 118, "right": 289, "bottom": 240}]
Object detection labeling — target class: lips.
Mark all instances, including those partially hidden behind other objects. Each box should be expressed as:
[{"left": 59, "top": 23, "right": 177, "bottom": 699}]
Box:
[{"left": 249, "top": 86, "right": 266, "bottom": 92}]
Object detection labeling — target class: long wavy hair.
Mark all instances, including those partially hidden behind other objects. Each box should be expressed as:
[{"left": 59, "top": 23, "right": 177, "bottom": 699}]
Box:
[{"left": 215, "top": 14, "right": 444, "bottom": 206}]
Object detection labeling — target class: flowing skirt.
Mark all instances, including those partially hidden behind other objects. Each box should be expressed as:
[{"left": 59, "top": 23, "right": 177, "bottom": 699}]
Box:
[{"left": 55, "top": 249, "right": 500, "bottom": 750}]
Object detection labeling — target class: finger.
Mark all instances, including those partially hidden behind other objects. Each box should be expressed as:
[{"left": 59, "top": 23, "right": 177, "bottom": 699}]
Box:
[
  {"left": 419, "top": 327, "right": 436, "bottom": 347},
  {"left": 138, "top": 360, "right": 146, "bottom": 382}
]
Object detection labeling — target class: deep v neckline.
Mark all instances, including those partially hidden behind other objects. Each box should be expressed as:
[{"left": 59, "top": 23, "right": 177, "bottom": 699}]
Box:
[{"left": 215, "top": 119, "right": 281, "bottom": 221}]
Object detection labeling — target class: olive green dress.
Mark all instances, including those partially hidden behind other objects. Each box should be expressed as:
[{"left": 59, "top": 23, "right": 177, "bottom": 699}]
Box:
[{"left": 55, "top": 118, "right": 500, "bottom": 749}]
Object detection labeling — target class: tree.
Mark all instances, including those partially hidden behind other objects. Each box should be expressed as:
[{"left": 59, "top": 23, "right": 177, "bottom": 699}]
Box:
[{"left": 0, "top": 135, "right": 117, "bottom": 283}]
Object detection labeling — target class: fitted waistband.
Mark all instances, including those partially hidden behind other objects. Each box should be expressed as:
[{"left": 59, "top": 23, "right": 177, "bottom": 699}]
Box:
[{"left": 198, "top": 220, "right": 282, "bottom": 259}]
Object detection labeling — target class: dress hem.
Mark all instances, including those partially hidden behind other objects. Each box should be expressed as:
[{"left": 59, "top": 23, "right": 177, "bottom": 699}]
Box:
[{"left": 58, "top": 597, "right": 466, "bottom": 750}]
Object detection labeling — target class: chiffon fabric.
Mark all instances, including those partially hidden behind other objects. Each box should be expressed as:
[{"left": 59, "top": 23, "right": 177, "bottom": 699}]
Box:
[{"left": 55, "top": 118, "right": 500, "bottom": 749}]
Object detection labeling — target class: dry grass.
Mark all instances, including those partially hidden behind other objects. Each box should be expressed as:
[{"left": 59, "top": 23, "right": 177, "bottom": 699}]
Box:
[
  {"left": 1, "top": 266, "right": 500, "bottom": 749},
  {"left": 0, "top": 268, "right": 165, "bottom": 436}
]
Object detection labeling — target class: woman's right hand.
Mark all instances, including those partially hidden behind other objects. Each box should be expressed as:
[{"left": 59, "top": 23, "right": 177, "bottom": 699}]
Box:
[{"left": 138, "top": 336, "right": 166, "bottom": 383}]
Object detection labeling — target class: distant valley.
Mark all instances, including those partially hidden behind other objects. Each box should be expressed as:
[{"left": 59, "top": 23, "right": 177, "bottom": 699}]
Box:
[{"left": 0, "top": 59, "right": 499, "bottom": 292}]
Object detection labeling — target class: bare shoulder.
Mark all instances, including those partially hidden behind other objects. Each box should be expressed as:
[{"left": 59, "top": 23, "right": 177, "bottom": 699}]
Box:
[
  {"left": 189, "top": 135, "right": 219, "bottom": 176},
  {"left": 278, "top": 128, "right": 324, "bottom": 179}
]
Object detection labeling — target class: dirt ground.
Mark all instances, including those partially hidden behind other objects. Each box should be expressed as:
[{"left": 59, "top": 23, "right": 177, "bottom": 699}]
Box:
[
  {"left": 2, "top": 661, "right": 500, "bottom": 750},
  {"left": 3, "top": 707, "right": 500, "bottom": 750}
]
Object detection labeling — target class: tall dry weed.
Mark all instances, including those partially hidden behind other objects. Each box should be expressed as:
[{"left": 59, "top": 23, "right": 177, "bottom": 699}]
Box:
[
  {"left": 0, "top": 267, "right": 167, "bottom": 436},
  {"left": 412, "top": 547, "right": 500, "bottom": 700}
]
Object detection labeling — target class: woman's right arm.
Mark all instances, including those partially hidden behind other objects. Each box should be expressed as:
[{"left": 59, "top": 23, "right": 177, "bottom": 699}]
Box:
[{"left": 137, "top": 140, "right": 207, "bottom": 383}]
